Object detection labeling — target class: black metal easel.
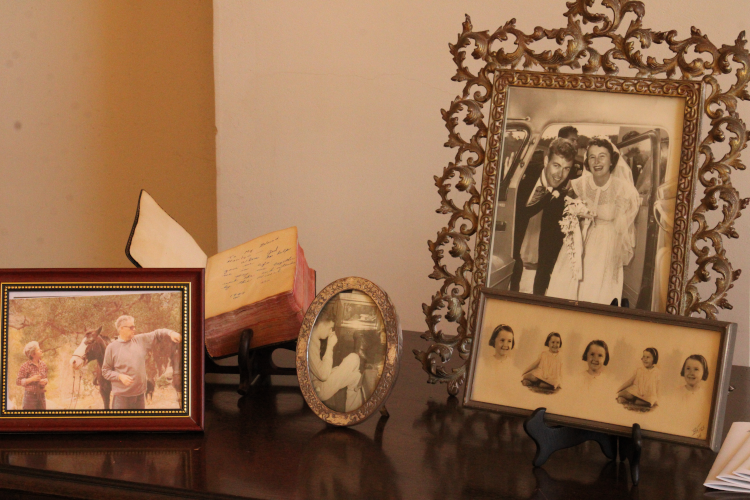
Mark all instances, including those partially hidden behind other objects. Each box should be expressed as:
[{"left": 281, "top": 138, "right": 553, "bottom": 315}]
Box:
[
  {"left": 204, "top": 329, "right": 297, "bottom": 395},
  {"left": 523, "top": 408, "right": 642, "bottom": 484},
  {"left": 521, "top": 298, "right": 642, "bottom": 485}
]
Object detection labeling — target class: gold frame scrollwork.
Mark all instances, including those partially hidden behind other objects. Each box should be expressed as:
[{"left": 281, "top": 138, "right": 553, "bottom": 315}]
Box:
[{"left": 415, "top": 0, "right": 750, "bottom": 396}]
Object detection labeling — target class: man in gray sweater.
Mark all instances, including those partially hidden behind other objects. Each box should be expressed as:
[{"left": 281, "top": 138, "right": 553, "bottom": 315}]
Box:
[{"left": 102, "top": 315, "right": 181, "bottom": 410}]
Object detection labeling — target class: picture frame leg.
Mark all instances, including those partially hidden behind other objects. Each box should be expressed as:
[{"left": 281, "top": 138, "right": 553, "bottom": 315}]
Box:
[
  {"left": 618, "top": 424, "right": 642, "bottom": 486},
  {"left": 374, "top": 406, "right": 389, "bottom": 447},
  {"left": 524, "top": 408, "right": 617, "bottom": 467},
  {"left": 237, "top": 329, "right": 255, "bottom": 396}
]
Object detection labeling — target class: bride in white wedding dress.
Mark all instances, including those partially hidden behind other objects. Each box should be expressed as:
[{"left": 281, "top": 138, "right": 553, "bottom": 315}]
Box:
[{"left": 546, "top": 137, "right": 640, "bottom": 304}]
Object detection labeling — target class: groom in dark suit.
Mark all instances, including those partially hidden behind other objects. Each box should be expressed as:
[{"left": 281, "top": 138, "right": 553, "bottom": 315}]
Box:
[{"left": 510, "top": 138, "right": 577, "bottom": 295}]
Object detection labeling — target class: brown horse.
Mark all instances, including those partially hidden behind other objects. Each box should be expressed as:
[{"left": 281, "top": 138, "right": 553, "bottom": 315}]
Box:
[
  {"left": 146, "top": 336, "right": 182, "bottom": 404},
  {"left": 70, "top": 326, "right": 112, "bottom": 409}
]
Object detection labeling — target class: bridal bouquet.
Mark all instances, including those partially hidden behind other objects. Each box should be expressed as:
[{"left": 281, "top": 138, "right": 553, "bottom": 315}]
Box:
[{"left": 559, "top": 197, "right": 593, "bottom": 280}]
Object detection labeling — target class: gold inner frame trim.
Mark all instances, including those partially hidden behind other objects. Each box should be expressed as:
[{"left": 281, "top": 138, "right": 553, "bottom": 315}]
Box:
[{"left": 1, "top": 282, "right": 192, "bottom": 418}]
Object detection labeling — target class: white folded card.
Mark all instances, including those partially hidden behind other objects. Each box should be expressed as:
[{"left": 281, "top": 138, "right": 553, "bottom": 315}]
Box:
[
  {"left": 731, "top": 449, "right": 750, "bottom": 481},
  {"left": 705, "top": 422, "right": 750, "bottom": 492}
]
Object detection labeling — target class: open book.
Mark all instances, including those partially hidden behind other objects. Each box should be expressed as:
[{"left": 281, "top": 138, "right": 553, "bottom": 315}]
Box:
[{"left": 126, "top": 190, "right": 315, "bottom": 358}]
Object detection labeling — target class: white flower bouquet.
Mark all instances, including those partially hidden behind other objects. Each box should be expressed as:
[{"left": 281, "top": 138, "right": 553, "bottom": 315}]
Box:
[{"left": 559, "top": 197, "right": 593, "bottom": 280}]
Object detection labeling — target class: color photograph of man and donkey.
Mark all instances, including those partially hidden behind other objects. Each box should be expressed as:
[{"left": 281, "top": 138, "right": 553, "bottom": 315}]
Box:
[{"left": 5, "top": 290, "right": 185, "bottom": 412}]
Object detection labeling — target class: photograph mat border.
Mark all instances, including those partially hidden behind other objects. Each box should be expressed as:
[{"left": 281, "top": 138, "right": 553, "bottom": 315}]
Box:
[
  {"left": 1, "top": 282, "right": 192, "bottom": 419},
  {"left": 463, "top": 288, "right": 735, "bottom": 451},
  {"left": 473, "top": 70, "right": 703, "bottom": 346},
  {"left": 296, "top": 277, "right": 402, "bottom": 427}
]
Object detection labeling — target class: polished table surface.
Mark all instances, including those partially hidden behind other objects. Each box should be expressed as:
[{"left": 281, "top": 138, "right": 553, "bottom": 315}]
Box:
[{"left": 0, "top": 332, "right": 747, "bottom": 500}]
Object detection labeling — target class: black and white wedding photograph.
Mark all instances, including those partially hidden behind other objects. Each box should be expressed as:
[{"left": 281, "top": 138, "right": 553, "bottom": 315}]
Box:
[
  {"left": 307, "top": 290, "right": 387, "bottom": 413},
  {"left": 488, "top": 84, "right": 692, "bottom": 312}
]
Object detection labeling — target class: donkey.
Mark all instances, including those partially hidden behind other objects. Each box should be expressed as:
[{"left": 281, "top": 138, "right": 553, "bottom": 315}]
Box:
[{"left": 70, "top": 326, "right": 112, "bottom": 409}]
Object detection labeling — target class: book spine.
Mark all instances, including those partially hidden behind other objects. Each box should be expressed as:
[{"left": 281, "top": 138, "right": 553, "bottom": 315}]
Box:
[
  {"left": 292, "top": 243, "right": 308, "bottom": 313},
  {"left": 206, "top": 312, "right": 302, "bottom": 357}
]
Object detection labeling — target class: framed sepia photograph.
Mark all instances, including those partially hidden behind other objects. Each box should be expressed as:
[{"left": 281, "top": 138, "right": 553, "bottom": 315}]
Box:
[
  {"left": 0, "top": 268, "right": 204, "bottom": 432},
  {"left": 485, "top": 71, "right": 702, "bottom": 314},
  {"left": 464, "top": 288, "right": 735, "bottom": 451},
  {"left": 296, "top": 277, "right": 401, "bottom": 426}
]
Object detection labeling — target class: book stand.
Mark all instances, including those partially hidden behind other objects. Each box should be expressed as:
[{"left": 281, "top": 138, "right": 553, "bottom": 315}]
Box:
[
  {"left": 237, "top": 329, "right": 297, "bottom": 395},
  {"left": 204, "top": 329, "right": 298, "bottom": 395},
  {"left": 206, "top": 328, "right": 391, "bottom": 424},
  {"left": 523, "top": 408, "right": 642, "bottom": 485},
  {"left": 521, "top": 297, "right": 642, "bottom": 485}
]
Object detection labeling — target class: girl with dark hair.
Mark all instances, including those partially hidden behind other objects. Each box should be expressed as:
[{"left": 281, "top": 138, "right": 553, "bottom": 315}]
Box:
[
  {"left": 546, "top": 136, "right": 640, "bottom": 305},
  {"left": 616, "top": 347, "right": 660, "bottom": 408},
  {"left": 582, "top": 339, "right": 609, "bottom": 379},
  {"left": 522, "top": 332, "right": 562, "bottom": 391},
  {"left": 681, "top": 354, "right": 709, "bottom": 393},
  {"left": 488, "top": 324, "right": 514, "bottom": 361}
]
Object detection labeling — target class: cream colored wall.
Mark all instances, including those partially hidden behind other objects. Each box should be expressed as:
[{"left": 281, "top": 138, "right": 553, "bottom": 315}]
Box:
[
  {"left": 0, "top": 1, "right": 217, "bottom": 267},
  {"left": 215, "top": 0, "right": 750, "bottom": 364}
]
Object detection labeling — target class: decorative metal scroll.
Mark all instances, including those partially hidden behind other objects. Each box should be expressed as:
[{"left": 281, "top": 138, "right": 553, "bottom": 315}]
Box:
[{"left": 415, "top": 0, "right": 750, "bottom": 395}]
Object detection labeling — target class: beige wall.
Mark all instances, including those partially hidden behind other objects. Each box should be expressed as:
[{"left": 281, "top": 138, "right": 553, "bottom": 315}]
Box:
[
  {"left": 0, "top": 1, "right": 217, "bottom": 267},
  {"left": 214, "top": 0, "right": 750, "bottom": 365}
]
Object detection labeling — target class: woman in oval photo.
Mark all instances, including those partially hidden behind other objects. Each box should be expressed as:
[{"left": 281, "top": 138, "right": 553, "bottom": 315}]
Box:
[
  {"left": 308, "top": 317, "right": 365, "bottom": 412},
  {"left": 307, "top": 290, "right": 387, "bottom": 414}
]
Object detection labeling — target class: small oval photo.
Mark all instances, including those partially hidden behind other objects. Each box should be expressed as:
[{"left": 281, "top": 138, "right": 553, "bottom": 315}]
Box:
[{"left": 297, "top": 277, "right": 401, "bottom": 426}]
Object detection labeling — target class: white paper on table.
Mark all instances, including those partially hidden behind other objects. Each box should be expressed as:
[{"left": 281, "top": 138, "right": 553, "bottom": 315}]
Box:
[
  {"left": 732, "top": 452, "right": 750, "bottom": 481},
  {"left": 715, "top": 428, "right": 750, "bottom": 490},
  {"left": 722, "top": 474, "right": 750, "bottom": 488},
  {"left": 705, "top": 422, "right": 750, "bottom": 491}
]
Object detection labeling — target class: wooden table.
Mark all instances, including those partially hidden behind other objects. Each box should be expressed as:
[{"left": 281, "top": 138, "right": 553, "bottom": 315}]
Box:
[{"left": 0, "top": 332, "right": 746, "bottom": 499}]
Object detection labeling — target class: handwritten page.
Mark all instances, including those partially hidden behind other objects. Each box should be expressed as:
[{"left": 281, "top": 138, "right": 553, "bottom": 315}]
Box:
[{"left": 205, "top": 227, "right": 298, "bottom": 318}]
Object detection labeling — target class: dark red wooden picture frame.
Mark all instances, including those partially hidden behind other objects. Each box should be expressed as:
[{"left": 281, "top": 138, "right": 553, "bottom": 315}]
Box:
[{"left": 0, "top": 269, "right": 204, "bottom": 432}]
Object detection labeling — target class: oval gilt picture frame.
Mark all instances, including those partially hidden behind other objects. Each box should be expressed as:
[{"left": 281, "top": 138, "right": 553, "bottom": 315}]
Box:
[{"left": 296, "top": 277, "right": 402, "bottom": 426}]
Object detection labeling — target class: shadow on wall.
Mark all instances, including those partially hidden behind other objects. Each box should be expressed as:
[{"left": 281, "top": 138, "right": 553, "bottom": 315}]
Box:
[{"left": 0, "top": 1, "right": 216, "bottom": 267}]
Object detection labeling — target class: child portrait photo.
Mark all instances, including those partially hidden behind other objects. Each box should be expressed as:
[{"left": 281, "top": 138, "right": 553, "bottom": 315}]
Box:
[{"left": 466, "top": 290, "right": 735, "bottom": 449}]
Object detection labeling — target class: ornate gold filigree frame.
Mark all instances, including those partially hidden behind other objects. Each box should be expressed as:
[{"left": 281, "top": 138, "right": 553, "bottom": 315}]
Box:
[
  {"left": 416, "top": 1, "right": 750, "bottom": 396},
  {"left": 296, "top": 277, "right": 402, "bottom": 426}
]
